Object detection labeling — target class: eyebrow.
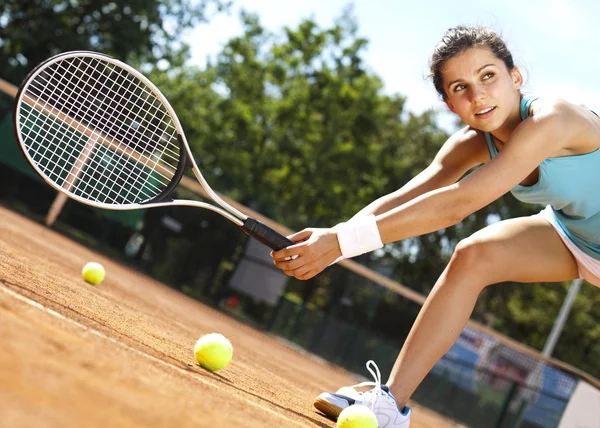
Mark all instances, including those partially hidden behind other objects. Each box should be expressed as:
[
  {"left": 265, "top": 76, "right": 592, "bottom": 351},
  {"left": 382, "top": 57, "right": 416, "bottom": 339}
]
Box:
[{"left": 446, "top": 63, "right": 496, "bottom": 90}]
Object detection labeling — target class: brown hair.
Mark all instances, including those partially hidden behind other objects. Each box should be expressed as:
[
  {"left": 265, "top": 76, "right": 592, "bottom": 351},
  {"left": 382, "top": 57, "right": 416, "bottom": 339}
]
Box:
[{"left": 429, "top": 26, "right": 515, "bottom": 98}]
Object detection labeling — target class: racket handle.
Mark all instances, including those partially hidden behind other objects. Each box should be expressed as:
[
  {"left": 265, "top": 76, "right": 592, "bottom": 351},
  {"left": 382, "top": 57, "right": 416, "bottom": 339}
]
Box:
[{"left": 242, "top": 218, "right": 295, "bottom": 250}]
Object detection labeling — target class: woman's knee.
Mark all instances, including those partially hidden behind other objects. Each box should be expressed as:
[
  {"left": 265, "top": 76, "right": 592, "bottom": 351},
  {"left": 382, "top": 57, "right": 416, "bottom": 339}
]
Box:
[{"left": 448, "top": 237, "right": 496, "bottom": 283}]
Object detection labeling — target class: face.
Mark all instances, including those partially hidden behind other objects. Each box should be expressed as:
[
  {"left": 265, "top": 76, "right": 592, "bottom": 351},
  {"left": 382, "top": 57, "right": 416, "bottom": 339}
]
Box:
[{"left": 441, "top": 47, "right": 523, "bottom": 132}]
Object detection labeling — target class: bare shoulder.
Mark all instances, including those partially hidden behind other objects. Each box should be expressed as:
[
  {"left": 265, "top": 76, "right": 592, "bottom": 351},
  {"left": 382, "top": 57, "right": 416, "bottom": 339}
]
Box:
[
  {"left": 527, "top": 96, "right": 600, "bottom": 154},
  {"left": 528, "top": 96, "right": 589, "bottom": 122},
  {"left": 434, "top": 125, "right": 490, "bottom": 169}
]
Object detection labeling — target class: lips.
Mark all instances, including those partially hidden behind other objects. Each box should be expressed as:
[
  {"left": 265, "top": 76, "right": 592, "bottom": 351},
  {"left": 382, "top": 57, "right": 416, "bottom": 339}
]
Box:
[
  {"left": 475, "top": 106, "right": 496, "bottom": 116},
  {"left": 475, "top": 106, "right": 496, "bottom": 119}
]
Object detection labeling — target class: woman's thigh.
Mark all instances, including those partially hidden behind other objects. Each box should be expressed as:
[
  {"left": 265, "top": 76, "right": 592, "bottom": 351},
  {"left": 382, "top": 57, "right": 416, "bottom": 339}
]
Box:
[{"left": 453, "top": 216, "right": 579, "bottom": 284}]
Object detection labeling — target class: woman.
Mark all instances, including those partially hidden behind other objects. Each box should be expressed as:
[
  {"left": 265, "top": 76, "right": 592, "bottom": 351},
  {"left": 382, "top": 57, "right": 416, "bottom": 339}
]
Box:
[{"left": 271, "top": 25, "right": 600, "bottom": 427}]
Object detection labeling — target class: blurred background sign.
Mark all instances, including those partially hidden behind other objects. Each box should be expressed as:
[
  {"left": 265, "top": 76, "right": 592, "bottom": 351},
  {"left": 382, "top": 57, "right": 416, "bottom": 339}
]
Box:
[{"left": 228, "top": 237, "right": 288, "bottom": 306}]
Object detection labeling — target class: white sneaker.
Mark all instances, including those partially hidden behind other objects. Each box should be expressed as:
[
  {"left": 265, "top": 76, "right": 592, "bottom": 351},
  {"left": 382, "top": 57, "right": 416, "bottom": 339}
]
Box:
[
  {"left": 369, "top": 385, "right": 411, "bottom": 428},
  {"left": 314, "top": 360, "right": 412, "bottom": 427}
]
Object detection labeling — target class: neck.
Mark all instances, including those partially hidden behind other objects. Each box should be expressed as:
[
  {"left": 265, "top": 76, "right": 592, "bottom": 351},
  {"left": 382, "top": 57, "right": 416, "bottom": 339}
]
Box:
[{"left": 490, "top": 94, "right": 523, "bottom": 143}]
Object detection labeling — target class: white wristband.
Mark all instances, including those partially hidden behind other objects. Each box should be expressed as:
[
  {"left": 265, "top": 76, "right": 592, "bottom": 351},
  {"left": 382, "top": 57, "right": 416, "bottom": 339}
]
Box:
[{"left": 333, "top": 215, "right": 383, "bottom": 260}]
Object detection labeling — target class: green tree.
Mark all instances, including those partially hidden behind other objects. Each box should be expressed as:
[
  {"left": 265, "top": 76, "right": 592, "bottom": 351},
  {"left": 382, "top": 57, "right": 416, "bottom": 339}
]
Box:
[
  {"left": 0, "top": 0, "right": 230, "bottom": 84},
  {"left": 153, "top": 9, "right": 443, "bottom": 229}
]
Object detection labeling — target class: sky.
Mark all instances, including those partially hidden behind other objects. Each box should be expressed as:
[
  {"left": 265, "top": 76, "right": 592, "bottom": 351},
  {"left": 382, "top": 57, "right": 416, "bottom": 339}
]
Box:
[{"left": 183, "top": 0, "right": 600, "bottom": 129}]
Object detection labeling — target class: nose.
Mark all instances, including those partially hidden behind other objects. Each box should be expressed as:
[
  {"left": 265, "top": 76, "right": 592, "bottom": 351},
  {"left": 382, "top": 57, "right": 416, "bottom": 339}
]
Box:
[{"left": 469, "top": 84, "right": 486, "bottom": 103}]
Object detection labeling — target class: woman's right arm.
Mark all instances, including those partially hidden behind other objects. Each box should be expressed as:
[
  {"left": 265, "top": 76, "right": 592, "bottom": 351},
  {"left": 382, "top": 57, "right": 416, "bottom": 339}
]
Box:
[{"left": 349, "top": 126, "right": 489, "bottom": 220}]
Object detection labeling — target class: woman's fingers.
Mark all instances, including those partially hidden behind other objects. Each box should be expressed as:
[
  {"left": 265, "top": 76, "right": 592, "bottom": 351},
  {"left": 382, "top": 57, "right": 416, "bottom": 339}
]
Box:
[
  {"left": 270, "top": 228, "right": 336, "bottom": 280},
  {"left": 274, "top": 255, "right": 303, "bottom": 270},
  {"left": 274, "top": 255, "right": 314, "bottom": 278},
  {"left": 271, "top": 243, "right": 304, "bottom": 262},
  {"left": 287, "top": 229, "right": 313, "bottom": 242},
  {"left": 270, "top": 229, "right": 314, "bottom": 261}
]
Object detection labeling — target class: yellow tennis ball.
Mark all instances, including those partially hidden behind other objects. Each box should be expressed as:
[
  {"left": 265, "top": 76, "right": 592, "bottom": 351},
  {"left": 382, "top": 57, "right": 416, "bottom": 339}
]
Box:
[
  {"left": 337, "top": 405, "right": 378, "bottom": 428},
  {"left": 82, "top": 262, "right": 105, "bottom": 285},
  {"left": 194, "top": 333, "right": 233, "bottom": 372}
]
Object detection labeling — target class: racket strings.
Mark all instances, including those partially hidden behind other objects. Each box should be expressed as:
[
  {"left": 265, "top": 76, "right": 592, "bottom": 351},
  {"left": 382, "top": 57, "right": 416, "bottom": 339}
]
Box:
[
  {"left": 20, "top": 102, "right": 163, "bottom": 205},
  {"left": 37, "top": 59, "right": 180, "bottom": 163},
  {"left": 20, "top": 103, "right": 160, "bottom": 204},
  {"left": 21, "top": 60, "right": 162, "bottom": 204},
  {"left": 30, "top": 57, "right": 177, "bottom": 198},
  {"left": 18, "top": 55, "right": 182, "bottom": 205},
  {"left": 64, "top": 61, "right": 172, "bottom": 202},
  {"left": 32, "top": 58, "right": 179, "bottom": 163},
  {"left": 20, "top": 62, "right": 171, "bottom": 205}
]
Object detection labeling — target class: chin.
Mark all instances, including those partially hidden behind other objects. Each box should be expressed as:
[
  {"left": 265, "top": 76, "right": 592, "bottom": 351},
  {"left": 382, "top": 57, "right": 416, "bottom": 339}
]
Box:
[
  {"left": 475, "top": 123, "right": 498, "bottom": 133},
  {"left": 471, "top": 117, "right": 505, "bottom": 133},
  {"left": 463, "top": 120, "right": 491, "bottom": 132}
]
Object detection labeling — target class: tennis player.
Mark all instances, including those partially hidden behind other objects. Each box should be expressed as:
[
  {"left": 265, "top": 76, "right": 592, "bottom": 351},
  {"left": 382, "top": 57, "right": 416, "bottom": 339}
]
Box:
[{"left": 271, "top": 25, "right": 600, "bottom": 427}]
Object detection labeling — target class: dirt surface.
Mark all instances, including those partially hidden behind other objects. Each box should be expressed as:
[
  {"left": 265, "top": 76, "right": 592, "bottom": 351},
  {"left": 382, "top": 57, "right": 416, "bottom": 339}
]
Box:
[{"left": 0, "top": 205, "right": 459, "bottom": 427}]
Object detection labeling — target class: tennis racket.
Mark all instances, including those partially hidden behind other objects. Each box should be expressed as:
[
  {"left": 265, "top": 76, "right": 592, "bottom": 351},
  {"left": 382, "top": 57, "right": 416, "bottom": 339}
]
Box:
[{"left": 13, "top": 51, "right": 295, "bottom": 251}]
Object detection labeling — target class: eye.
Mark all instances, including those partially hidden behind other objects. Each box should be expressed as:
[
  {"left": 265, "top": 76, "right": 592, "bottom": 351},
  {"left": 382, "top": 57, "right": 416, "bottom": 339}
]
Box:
[
  {"left": 453, "top": 83, "right": 466, "bottom": 92},
  {"left": 482, "top": 72, "right": 495, "bottom": 80}
]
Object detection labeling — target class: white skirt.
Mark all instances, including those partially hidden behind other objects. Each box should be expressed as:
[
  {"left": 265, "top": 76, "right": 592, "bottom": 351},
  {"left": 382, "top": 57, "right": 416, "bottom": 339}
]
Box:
[{"left": 536, "top": 205, "right": 600, "bottom": 287}]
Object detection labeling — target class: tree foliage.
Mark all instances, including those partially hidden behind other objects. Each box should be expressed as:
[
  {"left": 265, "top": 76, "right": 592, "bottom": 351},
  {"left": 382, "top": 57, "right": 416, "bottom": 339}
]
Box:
[{"left": 0, "top": 0, "right": 230, "bottom": 84}]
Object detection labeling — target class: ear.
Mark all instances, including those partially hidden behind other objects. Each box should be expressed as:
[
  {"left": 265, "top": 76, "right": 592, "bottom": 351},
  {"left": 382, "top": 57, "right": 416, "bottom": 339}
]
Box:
[
  {"left": 444, "top": 97, "right": 457, "bottom": 114},
  {"left": 511, "top": 66, "right": 523, "bottom": 90}
]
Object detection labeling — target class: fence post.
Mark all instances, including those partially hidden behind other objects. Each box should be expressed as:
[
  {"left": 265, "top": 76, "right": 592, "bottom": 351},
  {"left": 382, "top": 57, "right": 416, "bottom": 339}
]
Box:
[
  {"left": 289, "top": 302, "right": 306, "bottom": 340},
  {"left": 494, "top": 380, "right": 519, "bottom": 428},
  {"left": 308, "top": 313, "right": 330, "bottom": 352},
  {"left": 510, "top": 398, "right": 528, "bottom": 428},
  {"left": 267, "top": 295, "right": 285, "bottom": 332}
]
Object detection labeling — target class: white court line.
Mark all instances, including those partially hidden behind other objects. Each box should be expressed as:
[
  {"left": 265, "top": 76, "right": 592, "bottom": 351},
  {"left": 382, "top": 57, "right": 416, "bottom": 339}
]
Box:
[{"left": 0, "top": 284, "right": 305, "bottom": 427}]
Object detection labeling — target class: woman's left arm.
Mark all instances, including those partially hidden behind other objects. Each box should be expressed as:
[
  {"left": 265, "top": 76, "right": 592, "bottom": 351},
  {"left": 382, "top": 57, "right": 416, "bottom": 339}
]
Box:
[
  {"left": 273, "top": 102, "right": 577, "bottom": 279},
  {"left": 377, "top": 103, "right": 577, "bottom": 242}
]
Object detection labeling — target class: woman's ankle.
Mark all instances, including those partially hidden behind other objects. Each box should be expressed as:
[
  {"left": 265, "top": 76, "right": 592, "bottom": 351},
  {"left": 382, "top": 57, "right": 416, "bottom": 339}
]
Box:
[{"left": 386, "top": 383, "right": 409, "bottom": 409}]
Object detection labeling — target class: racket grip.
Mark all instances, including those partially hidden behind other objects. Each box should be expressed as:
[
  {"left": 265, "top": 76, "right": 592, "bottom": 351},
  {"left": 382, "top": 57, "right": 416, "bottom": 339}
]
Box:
[{"left": 242, "top": 218, "right": 295, "bottom": 250}]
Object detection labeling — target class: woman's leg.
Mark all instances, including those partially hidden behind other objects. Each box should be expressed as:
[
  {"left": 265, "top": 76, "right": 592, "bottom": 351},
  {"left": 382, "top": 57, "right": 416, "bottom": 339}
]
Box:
[{"left": 386, "top": 216, "right": 580, "bottom": 407}]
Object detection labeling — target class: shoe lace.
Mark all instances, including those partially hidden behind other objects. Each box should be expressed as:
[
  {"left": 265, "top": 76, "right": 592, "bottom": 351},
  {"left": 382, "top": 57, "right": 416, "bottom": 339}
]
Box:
[{"left": 349, "top": 360, "right": 384, "bottom": 410}]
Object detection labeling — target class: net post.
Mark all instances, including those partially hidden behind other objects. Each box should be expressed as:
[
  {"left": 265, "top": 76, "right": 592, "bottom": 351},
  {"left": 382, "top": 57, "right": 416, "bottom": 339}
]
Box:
[
  {"left": 45, "top": 193, "right": 69, "bottom": 226},
  {"left": 45, "top": 134, "right": 98, "bottom": 226}
]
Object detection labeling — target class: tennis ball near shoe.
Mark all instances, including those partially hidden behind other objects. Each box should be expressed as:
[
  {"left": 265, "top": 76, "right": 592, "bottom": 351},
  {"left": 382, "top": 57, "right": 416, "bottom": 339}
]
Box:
[
  {"left": 337, "top": 405, "right": 378, "bottom": 428},
  {"left": 81, "top": 262, "right": 105, "bottom": 285},
  {"left": 194, "top": 333, "right": 233, "bottom": 372}
]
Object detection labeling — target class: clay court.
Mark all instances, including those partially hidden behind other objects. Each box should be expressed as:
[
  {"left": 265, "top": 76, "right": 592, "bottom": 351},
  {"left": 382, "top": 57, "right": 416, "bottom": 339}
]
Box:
[{"left": 0, "top": 205, "right": 458, "bottom": 427}]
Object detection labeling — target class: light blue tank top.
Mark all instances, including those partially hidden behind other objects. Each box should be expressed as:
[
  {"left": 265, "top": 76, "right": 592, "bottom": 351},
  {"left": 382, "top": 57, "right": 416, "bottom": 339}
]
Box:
[{"left": 484, "top": 96, "right": 600, "bottom": 261}]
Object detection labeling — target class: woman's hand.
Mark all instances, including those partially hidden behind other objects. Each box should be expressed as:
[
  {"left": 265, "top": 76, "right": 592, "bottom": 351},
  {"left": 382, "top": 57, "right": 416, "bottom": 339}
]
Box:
[{"left": 270, "top": 228, "right": 342, "bottom": 280}]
